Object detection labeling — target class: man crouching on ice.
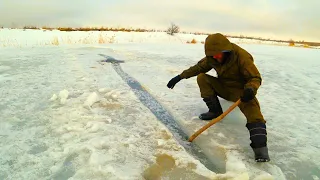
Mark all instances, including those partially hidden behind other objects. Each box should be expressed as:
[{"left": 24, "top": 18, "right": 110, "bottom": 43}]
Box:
[{"left": 166, "top": 33, "right": 270, "bottom": 162}]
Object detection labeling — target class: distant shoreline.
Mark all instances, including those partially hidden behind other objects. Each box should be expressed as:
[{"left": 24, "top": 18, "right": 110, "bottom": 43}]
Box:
[
  {"left": 0, "top": 27, "right": 319, "bottom": 49},
  {"left": 1, "top": 26, "right": 319, "bottom": 47}
]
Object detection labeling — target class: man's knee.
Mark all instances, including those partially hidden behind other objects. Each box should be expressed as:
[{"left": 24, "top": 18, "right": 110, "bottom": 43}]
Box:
[
  {"left": 240, "top": 99, "right": 266, "bottom": 123},
  {"left": 197, "top": 73, "right": 208, "bottom": 85}
]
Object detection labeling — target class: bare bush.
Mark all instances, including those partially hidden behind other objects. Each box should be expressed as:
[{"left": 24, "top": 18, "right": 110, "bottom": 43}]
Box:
[
  {"left": 42, "top": 26, "right": 54, "bottom": 31},
  {"left": 186, "top": 38, "right": 197, "bottom": 44},
  {"left": 167, "top": 23, "right": 180, "bottom": 35},
  {"left": 289, "top": 39, "right": 295, "bottom": 46},
  {"left": 23, "top": 26, "right": 39, "bottom": 30}
]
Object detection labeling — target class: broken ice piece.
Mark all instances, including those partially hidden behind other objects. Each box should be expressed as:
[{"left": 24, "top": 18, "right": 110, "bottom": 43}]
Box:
[
  {"left": 84, "top": 92, "right": 100, "bottom": 109},
  {"left": 106, "top": 118, "right": 112, "bottom": 123},
  {"left": 59, "top": 89, "right": 69, "bottom": 104},
  {"left": 59, "top": 89, "right": 69, "bottom": 99},
  {"left": 157, "top": 139, "right": 166, "bottom": 147},
  {"left": 50, "top": 94, "right": 58, "bottom": 101},
  {"left": 98, "top": 88, "right": 109, "bottom": 93},
  {"left": 111, "top": 94, "right": 118, "bottom": 99}
]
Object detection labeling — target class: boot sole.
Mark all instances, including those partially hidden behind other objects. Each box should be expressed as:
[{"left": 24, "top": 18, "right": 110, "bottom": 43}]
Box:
[
  {"left": 255, "top": 158, "right": 270, "bottom": 162},
  {"left": 198, "top": 115, "right": 221, "bottom": 121}
]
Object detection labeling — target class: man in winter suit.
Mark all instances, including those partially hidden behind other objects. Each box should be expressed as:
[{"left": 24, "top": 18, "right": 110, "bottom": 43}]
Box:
[{"left": 167, "top": 33, "right": 270, "bottom": 162}]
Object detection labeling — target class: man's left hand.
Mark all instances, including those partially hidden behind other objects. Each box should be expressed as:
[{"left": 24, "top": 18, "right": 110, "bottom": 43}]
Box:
[
  {"left": 241, "top": 87, "right": 255, "bottom": 102},
  {"left": 167, "top": 75, "right": 182, "bottom": 89}
]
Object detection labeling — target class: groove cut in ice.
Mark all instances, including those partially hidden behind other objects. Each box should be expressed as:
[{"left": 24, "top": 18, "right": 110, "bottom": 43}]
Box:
[{"left": 99, "top": 54, "right": 224, "bottom": 173}]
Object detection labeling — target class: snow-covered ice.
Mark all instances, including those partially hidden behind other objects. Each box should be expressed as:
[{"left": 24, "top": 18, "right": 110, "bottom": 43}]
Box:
[{"left": 0, "top": 29, "right": 319, "bottom": 180}]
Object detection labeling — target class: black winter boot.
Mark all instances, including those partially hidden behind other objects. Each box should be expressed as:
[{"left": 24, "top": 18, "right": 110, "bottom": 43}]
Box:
[
  {"left": 253, "top": 147, "right": 270, "bottom": 162},
  {"left": 199, "top": 96, "right": 223, "bottom": 120},
  {"left": 246, "top": 122, "right": 270, "bottom": 162}
]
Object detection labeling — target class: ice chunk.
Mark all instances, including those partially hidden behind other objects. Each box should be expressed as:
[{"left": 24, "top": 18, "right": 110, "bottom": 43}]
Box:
[
  {"left": 191, "top": 116, "right": 199, "bottom": 120},
  {"left": 226, "top": 151, "right": 248, "bottom": 175},
  {"left": 85, "top": 121, "right": 94, "bottom": 128},
  {"left": 158, "top": 128, "right": 173, "bottom": 140},
  {"left": 60, "top": 98, "right": 67, "bottom": 105},
  {"left": 59, "top": 89, "right": 69, "bottom": 99},
  {"left": 66, "top": 125, "right": 84, "bottom": 132},
  {"left": 59, "top": 89, "right": 69, "bottom": 104},
  {"left": 217, "top": 132, "right": 226, "bottom": 138},
  {"left": 105, "top": 90, "right": 117, "bottom": 98},
  {"left": 157, "top": 139, "right": 166, "bottom": 147},
  {"left": 106, "top": 118, "right": 112, "bottom": 123},
  {"left": 111, "top": 94, "right": 118, "bottom": 99},
  {"left": 104, "top": 89, "right": 121, "bottom": 101},
  {"left": 83, "top": 92, "right": 100, "bottom": 109},
  {"left": 98, "top": 88, "right": 110, "bottom": 93},
  {"left": 50, "top": 94, "right": 58, "bottom": 101},
  {"left": 88, "top": 123, "right": 100, "bottom": 133}
]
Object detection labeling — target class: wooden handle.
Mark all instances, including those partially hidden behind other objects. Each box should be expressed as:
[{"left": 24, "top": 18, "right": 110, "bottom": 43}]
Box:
[{"left": 188, "top": 99, "right": 241, "bottom": 142}]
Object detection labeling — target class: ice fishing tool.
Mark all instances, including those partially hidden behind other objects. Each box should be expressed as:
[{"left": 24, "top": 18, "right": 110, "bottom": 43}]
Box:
[{"left": 188, "top": 99, "right": 241, "bottom": 142}]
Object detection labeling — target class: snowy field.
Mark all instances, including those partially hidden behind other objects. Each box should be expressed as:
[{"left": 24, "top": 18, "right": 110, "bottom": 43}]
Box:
[
  {"left": 0, "top": 29, "right": 320, "bottom": 180},
  {"left": 0, "top": 28, "right": 300, "bottom": 48}
]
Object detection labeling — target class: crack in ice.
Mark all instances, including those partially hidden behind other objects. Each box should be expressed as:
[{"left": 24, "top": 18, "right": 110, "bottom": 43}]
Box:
[{"left": 98, "top": 54, "right": 223, "bottom": 173}]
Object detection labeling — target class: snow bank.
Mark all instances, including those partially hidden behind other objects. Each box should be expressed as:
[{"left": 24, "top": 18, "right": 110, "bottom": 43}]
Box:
[{"left": 0, "top": 28, "right": 293, "bottom": 48}]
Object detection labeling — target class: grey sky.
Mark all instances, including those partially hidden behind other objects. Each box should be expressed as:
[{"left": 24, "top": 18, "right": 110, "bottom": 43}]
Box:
[{"left": 0, "top": 0, "right": 319, "bottom": 41}]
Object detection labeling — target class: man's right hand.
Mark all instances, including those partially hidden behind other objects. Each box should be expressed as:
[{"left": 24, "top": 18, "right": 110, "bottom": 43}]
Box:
[
  {"left": 167, "top": 75, "right": 182, "bottom": 89},
  {"left": 241, "top": 87, "right": 255, "bottom": 102}
]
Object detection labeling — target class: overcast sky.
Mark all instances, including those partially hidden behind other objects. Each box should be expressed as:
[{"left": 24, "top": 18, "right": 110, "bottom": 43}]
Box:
[{"left": 0, "top": 0, "right": 319, "bottom": 41}]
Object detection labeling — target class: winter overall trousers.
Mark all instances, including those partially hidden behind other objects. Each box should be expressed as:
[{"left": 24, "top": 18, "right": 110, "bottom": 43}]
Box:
[{"left": 197, "top": 73, "right": 269, "bottom": 161}]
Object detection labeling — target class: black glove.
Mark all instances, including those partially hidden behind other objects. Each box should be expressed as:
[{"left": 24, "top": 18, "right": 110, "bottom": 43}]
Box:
[
  {"left": 167, "top": 75, "right": 182, "bottom": 89},
  {"left": 241, "top": 87, "right": 255, "bottom": 102}
]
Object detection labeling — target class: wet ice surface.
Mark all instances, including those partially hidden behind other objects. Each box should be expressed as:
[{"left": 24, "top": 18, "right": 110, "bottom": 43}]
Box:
[{"left": 0, "top": 43, "right": 319, "bottom": 180}]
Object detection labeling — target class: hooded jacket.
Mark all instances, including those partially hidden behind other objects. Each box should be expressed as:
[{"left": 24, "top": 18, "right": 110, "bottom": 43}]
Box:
[{"left": 180, "top": 33, "right": 262, "bottom": 94}]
